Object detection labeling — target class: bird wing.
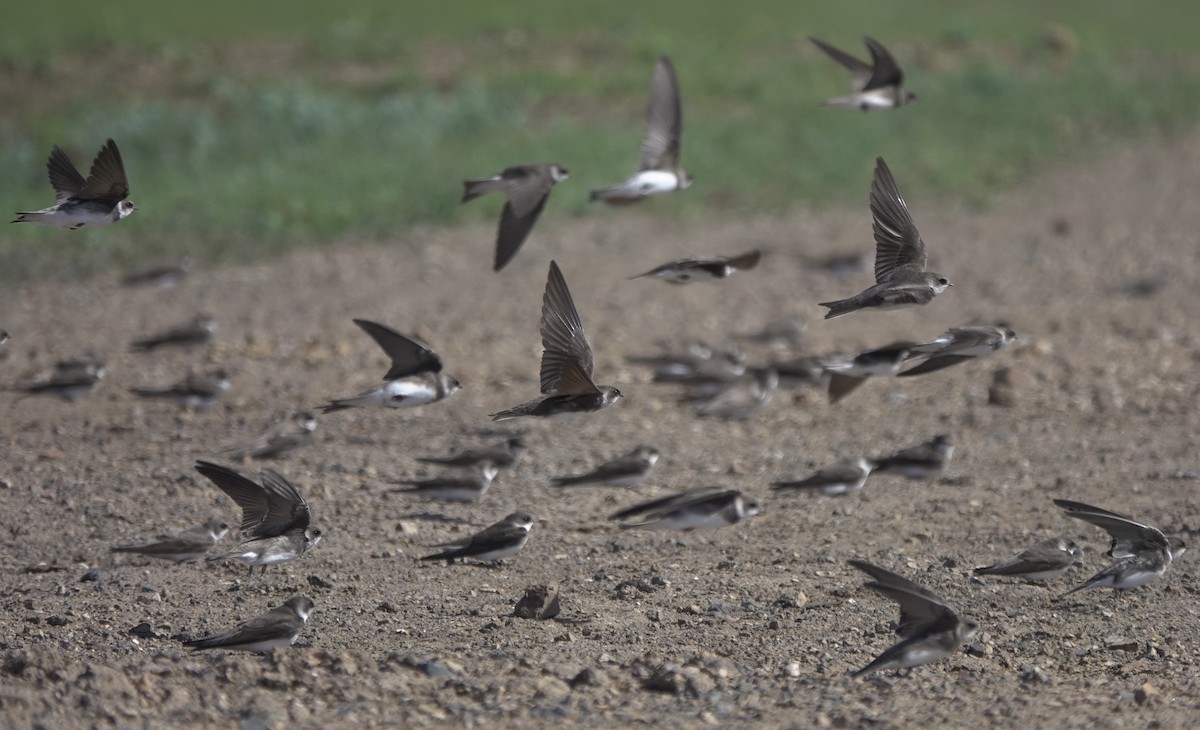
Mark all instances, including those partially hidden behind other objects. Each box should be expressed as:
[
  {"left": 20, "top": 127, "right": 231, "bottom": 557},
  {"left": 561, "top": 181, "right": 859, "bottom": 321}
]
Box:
[
  {"left": 638, "top": 56, "right": 684, "bottom": 171},
  {"left": 46, "top": 146, "right": 87, "bottom": 201},
  {"left": 78, "top": 139, "right": 130, "bottom": 202},
  {"left": 539, "top": 261, "right": 598, "bottom": 395},
  {"left": 195, "top": 461, "right": 271, "bottom": 535},
  {"left": 870, "top": 157, "right": 926, "bottom": 282},
  {"left": 862, "top": 37, "right": 905, "bottom": 91},
  {"left": 352, "top": 319, "right": 442, "bottom": 379}
]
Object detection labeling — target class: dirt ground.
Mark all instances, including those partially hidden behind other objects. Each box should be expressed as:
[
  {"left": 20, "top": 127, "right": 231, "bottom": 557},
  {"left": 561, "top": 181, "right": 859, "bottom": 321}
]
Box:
[{"left": 2, "top": 135, "right": 1199, "bottom": 729}]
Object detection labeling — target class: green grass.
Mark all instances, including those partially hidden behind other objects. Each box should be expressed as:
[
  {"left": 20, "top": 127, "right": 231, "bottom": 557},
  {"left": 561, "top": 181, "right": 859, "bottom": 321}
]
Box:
[{"left": 3, "top": 1, "right": 1200, "bottom": 280}]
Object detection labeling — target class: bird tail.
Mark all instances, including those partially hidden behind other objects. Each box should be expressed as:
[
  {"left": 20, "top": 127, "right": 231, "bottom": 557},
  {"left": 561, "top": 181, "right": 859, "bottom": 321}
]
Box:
[
  {"left": 12, "top": 212, "right": 38, "bottom": 224},
  {"left": 827, "top": 373, "right": 867, "bottom": 403},
  {"left": 320, "top": 400, "right": 353, "bottom": 414},
  {"left": 817, "top": 298, "right": 857, "bottom": 319},
  {"left": 461, "top": 177, "right": 503, "bottom": 203}
]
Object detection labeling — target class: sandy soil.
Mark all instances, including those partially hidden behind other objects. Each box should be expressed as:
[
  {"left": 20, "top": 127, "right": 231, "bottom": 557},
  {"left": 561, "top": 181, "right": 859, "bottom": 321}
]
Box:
[{"left": 2, "top": 135, "right": 1199, "bottom": 728}]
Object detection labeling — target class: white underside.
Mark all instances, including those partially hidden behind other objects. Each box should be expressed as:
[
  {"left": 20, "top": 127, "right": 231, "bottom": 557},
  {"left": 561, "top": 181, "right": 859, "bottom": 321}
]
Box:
[
  {"left": 336, "top": 379, "right": 438, "bottom": 408},
  {"left": 17, "top": 207, "right": 115, "bottom": 228},
  {"left": 600, "top": 170, "right": 682, "bottom": 198}
]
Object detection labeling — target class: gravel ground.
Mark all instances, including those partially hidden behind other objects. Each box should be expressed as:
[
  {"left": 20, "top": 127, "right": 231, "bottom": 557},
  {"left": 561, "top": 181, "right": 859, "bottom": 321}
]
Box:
[{"left": 2, "top": 135, "right": 1199, "bottom": 728}]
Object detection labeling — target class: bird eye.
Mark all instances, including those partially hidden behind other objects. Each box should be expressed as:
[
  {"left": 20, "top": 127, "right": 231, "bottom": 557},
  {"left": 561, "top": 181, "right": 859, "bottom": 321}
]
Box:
[{"left": 938, "top": 278, "right": 948, "bottom": 285}]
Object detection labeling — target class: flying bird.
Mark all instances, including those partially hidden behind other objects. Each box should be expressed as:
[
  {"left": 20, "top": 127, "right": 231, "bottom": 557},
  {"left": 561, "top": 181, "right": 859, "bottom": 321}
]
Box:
[
  {"left": 183, "top": 595, "right": 314, "bottom": 653},
  {"left": 111, "top": 518, "right": 230, "bottom": 563},
  {"left": 818, "top": 157, "right": 951, "bottom": 319},
  {"left": 12, "top": 138, "right": 136, "bottom": 228},
  {"left": 323, "top": 319, "right": 460, "bottom": 413},
  {"left": 223, "top": 411, "right": 318, "bottom": 460},
  {"left": 462, "top": 164, "right": 569, "bottom": 271},
  {"left": 899, "top": 325, "right": 1017, "bottom": 377},
  {"left": 630, "top": 250, "right": 762, "bottom": 284},
  {"left": 1054, "top": 499, "right": 1185, "bottom": 596},
  {"left": 809, "top": 37, "right": 916, "bottom": 111},
  {"left": 196, "top": 461, "right": 322, "bottom": 576},
  {"left": 848, "top": 560, "right": 976, "bottom": 678},
  {"left": 590, "top": 56, "right": 693, "bottom": 203},
  {"left": 490, "top": 261, "right": 622, "bottom": 420}
]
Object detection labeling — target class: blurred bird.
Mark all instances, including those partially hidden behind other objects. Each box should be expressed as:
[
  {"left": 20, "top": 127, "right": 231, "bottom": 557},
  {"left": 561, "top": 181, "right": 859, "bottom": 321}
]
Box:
[
  {"left": 819, "top": 158, "right": 950, "bottom": 319},
  {"left": 111, "top": 518, "right": 230, "bottom": 563},
  {"left": 390, "top": 464, "right": 500, "bottom": 503},
  {"left": 13, "top": 351, "right": 105, "bottom": 402},
  {"left": 899, "top": 325, "right": 1017, "bottom": 377},
  {"left": 974, "top": 538, "right": 1084, "bottom": 583},
  {"left": 821, "top": 341, "right": 916, "bottom": 403},
  {"left": 1054, "top": 499, "right": 1185, "bottom": 597},
  {"left": 322, "top": 319, "right": 460, "bottom": 414},
  {"left": 809, "top": 37, "right": 916, "bottom": 111},
  {"left": 421, "top": 512, "right": 534, "bottom": 564},
  {"left": 848, "top": 560, "right": 976, "bottom": 678},
  {"left": 417, "top": 437, "right": 526, "bottom": 472},
  {"left": 872, "top": 434, "right": 954, "bottom": 481},
  {"left": 183, "top": 595, "right": 314, "bottom": 653},
  {"left": 195, "top": 461, "right": 322, "bottom": 575},
  {"left": 130, "top": 368, "right": 230, "bottom": 409},
  {"left": 610, "top": 487, "right": 760, "bottom": 530},
  {"left": 224, "top": 411, "right": 318, "bottom": 460},
  {"left": 733, "top": 317, "right": 808, "bottom": 349},
  {"left": 772, "top": 457, "right": 873, "bottom": 497},
  {"left": 491, "top": 261, "right": 622, "bottom": 420},
  {"left": 690, "top": 367, "right": 778, "bottom": 420},
  {"left": 462, "top": 163, "right": 569, "bottom": 271},
  {"left": 552, "top": 445, "right": 660, "bottom": 487},
  {"left": 129, "top": 314, "right": 215, "bottom": 352},
  {"left": 590, "top": 56, "right": 692, "bottom": 203},
  {"left": 631, "top": 250, "right": 762, "bottom": 284},
  {"left": 12, "top": 139, "right": 136, "bottom": 228},
  {"left": 121, "top": 258, "right": 191, "bottom": 288}
]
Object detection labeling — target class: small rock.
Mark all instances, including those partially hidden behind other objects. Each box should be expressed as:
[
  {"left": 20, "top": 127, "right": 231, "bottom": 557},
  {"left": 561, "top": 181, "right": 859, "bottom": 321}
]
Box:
[
  {"left": 307, "top": 575, "right": 332, "bottom": 589},
  {"left": 966, "top": 643, "right": 990, "bottom": 658},
  {"left": 81, "top": 569, "right": 104, "bottom": 583},
  {"left": 513, "top": 585, "right": 560, "bottom": 620},
  {"left": 988, "top": 366, "right": 1027, "bottom": 407},
  {"left": 129, "top": 623, "right": 160, "bottom": 639},
  {"left": 1106, "top": 636, "right": 1138, "bottom": 652},
  {"left": 1134, "top": 683, "right": 1158, "bottom": 705},
  {"left": 46, "top": 615, "right": 69, "bottom": 627}
]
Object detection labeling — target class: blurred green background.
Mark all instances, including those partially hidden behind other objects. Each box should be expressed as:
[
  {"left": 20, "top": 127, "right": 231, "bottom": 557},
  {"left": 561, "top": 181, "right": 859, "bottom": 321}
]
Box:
[{"left": 2, "top": 1, "right": 1198, "bottom": 280}]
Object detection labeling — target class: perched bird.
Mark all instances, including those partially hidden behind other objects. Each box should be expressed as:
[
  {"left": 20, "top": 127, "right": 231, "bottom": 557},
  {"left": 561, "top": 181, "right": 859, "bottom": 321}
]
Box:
[
  {"left": 818, "top": 158, "right": 951, "bottom": 319},
  {"left": 690, "top": 367, "right": 778, "bottom": 421},
  {"left": 551, "top": 445, "right": 660, "bottom": 487},
  {"left": 130, "top": 368, "right": 230, "bottom": 409},
  {"left": 13, "top": 352, "right": 105, "bottom": 402},
  {"left": 631, "top": 250, "right": 762, "bottom": 284},
  {"left": 111, "top": 518, "right": 230, "bottom": 563},
  {"left": 462, "top": 164, "right": 569, "bottom": 272},
  {"left": 121, "top": 258, "right": 191, "bottom": 288},
  {"left": 421, "top": 512, "right": 534, "bottom": 564},
  {"left": 848, "top": 560, "right": 977, "bottom": 678},
  {"left": 872, "top": 434, "right": 954, "bottom": 481},
  {"left": 183, "top": 595, "right": 314, "bottom": 653},
  {"left": 974, "top": 538, "right": 1084, "bottom": 583},
  {"left": 129, "top": 314, "right": 215, "bottom": 352},
  {"left": 389, "top": 464, "right": 499, "bottom": 503},
  {"left": 1054, "top": 499, "right": 1185, "bottom": 597},
  {"left": 491, "top": 261, "right": 622, "bottom": 420},
  {"left": 772, "top": 457, "right": 874, "bottom": 497},
  {"left": 899, "top": 325, "right": 1017, "bottom": 377},
  {"left": 323, "top": 319, "right": 460, "bottom": 414},
  {"left": 417, "top": 437, "right": 526, "bottom": 472},
  {"left": 821, "top": 341, "right": 916, "bottom": 403},
  {"left": 809, "top": 37, "right": 916, "bottom": 111},
  {"left": 195, "top": 461, "right": 322, "bottom": 576},
  {"left": 224, "top": 411, "right": 318, "bottom": 460},
  {"left": 12, "top": 139, "right": 136, "bottom": 228},
  {"left": 610, "top": 487, "right": 760, "bottom": 530},
  {"left": 590, "top": 56, "right": 693, "bottom": 203}
]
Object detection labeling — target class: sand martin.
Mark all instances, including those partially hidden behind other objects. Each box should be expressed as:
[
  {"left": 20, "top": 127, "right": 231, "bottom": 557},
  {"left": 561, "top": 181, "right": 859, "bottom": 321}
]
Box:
[
  {"left": 121, "top": 258, "right": 191, "bottom": 288},
  {"left": 462, "top": 163, "right": 569, "bottom": 272},
  {"left": 131, "top": 368, "right": 230, "bottom": 409},
  {"left": 809, "top": 37, "right": 916, "bottom": 111},
  {"left": 734, "top": 317, "right": 808, "bottom": 349},
  {"left": 974, "top": 538, "right": 1084, "bottom": 583},
  {"left": 323, "top": 319, "right": 460, "bottom": 414},
  {"left": 821, "top": 341, "right": 915, "bottom": 403},
  {"left": 129, "top": 314, "right": 216, "bottom": 352},
  {"left": 14, "top": 352, "right": 106, "bottom": 401},
  {"left": 421, "top": 512, "right": 534, "bottom": 564},
  {"left": 1054, "top": 499, "right": 1185, "bottom": 596},
  {"left": 552, "top": 445, "right": 660, "bottom": 487},
  {"left": 900, "top": 325, "right": 1017, "bottom": 377},
  {"left": 224, "top": 411, "right": 318, "bottom": 460},
  {"left": 772, "top": 457, "right": 873, "bottom": 497},
  {"left": 195, "top": 461, "right": 322, "bottom": 575},
  {"left": 631, "top": 250, "right": 762, "bottom": 284},
  {"left": 491, "top": 261, "right": 622, "bottom": 420},
  {"left": 183, "top": 595, "right": 314, "bottom": 653},
  {"left": 848, "top": 560, "right": 976, "bottom": 678},
  {"left": 390, "top": 464, "right": 499, "bottom": 503},
  {"left": 690, "top": 367, "right": 778, "bottom": 421},
  {"left": 417, "top": 437, "right": 526, "bottom": 471},
  {"left": 610, "top": 487, "right": 760, "bottom": 530},
  {"left": 628, "top": 341, "right": 743, "bottom": 376},
  {"left": 819, "top": 157, "right": 950, "bottom": 319},
  {"left": 768, "top": 355, "right": 829, "bottom": 390},
  {"left": 872, "top": 434, "right": 954, "bottom": 481},
  {"left": 12, "top": 139, "right": 135, "bottom": 228},
  {"left": 590, "top": 56, "right": 692, "bottom": 203},
  {"left": 111, "top": 518, "right": 230, "bottom": 563}
]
